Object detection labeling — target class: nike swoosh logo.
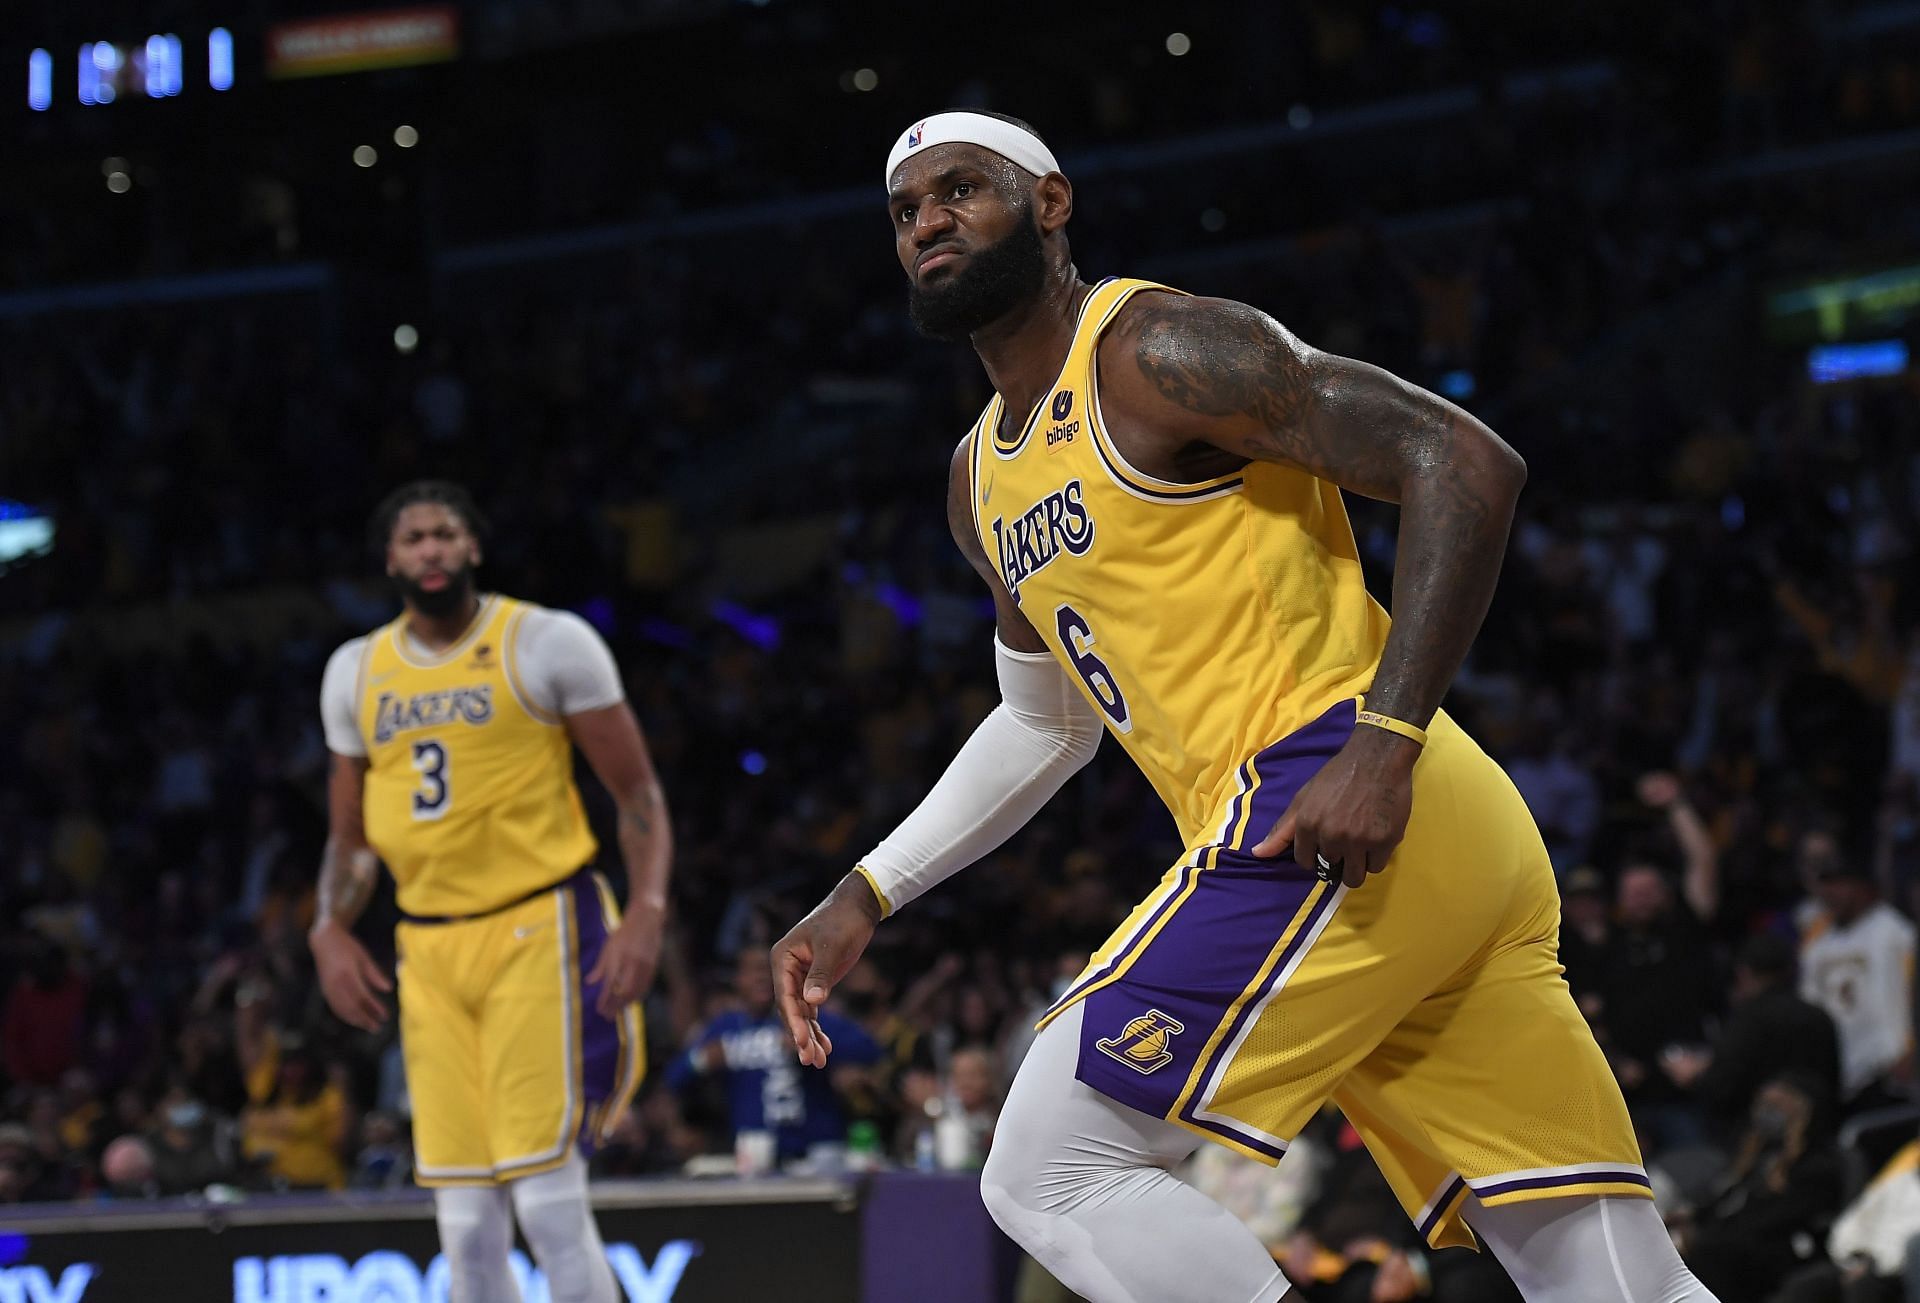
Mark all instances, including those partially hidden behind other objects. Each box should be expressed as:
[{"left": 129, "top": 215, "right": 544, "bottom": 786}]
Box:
[
  {"left": 369, "top": 670, "right": 398, "bottom": 686},
  {"left": 513, "top": 924, "right": 547, "bottom": 940},
  {"left": 981, "top": 474, "right": 995, "bottom": 504}
]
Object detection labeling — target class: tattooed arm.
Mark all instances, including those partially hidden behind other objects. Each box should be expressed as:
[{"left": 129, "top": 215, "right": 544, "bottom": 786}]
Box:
[
  {"left": 1109, "top": 293, "right": 1525, "bottom": 727},
  {"left": 1100, "top": 294, "right": 1527, "bottom": 885},
  {"left": 569, "top": 702, "right": 674, "bottom": 1017},
  {"left": 310, "top": 753, "right": 394, "bottom": 1031}
]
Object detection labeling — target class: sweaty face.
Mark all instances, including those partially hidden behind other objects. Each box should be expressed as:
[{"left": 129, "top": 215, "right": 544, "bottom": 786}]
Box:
[
  {"left": 387, "top": 503, "right": 480, "bottom": 618},
  {"left": 890, "top": 149, "right": 1047, "bottom": 342}
]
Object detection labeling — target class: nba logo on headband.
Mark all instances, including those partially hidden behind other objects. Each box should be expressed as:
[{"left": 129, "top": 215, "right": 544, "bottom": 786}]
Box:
[{"left": 886, "top": 111, "right": 1062, "bottom": 189}]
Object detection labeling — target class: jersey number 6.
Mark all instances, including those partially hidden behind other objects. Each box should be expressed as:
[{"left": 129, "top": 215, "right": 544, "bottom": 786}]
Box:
[
  {"left": 1055, "top": 604, "right": 1132, "bottom": 734},
  {"left": 411, "top": 739, "right": 451, "bottom": 819}
]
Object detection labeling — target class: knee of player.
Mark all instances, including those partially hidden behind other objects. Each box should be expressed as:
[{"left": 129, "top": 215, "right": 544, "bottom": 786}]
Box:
[
  {"left": 434, "top": 1188, "right": 514, "bottom": 1263},
  {"left": 979, "top": 1153, "right": 1038, "bottom": 1241},
  {"left": 981, "top": 1137, "right": 1123, "bottom": 1225}
]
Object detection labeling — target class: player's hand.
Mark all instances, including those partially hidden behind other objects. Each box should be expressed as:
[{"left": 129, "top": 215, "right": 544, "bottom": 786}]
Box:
[
  {"left": 309, "top": 918, "right": 392, "bottom": 1033},
  {"left": 771, "top": 874, "right": 882, "bottom": 1069},
  {"left": 588, "top": 904, "right": 665, "bottom": 1019},
  {"left": 1252, "top": 728, "right": 1418, "bottom": 888}
]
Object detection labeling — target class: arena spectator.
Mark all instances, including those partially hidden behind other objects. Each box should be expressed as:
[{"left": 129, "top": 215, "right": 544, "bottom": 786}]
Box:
[
  {"left": 1771, "top": 1134, "right": 1920, "bottom": 1302},
  {"left": 1800, "top": 861, "right": 1917, "bottom": 1109},
  {"left": 348, "top": 1110, "right": 412, "bottom": 1191},
  {"left": 1679, "top": 1073, "right": 1846, "bottom": 1298},
  {"left": 1557, "top": 866, "right": 1611, "bottom": 1022},
  {"left": 2, "top": 941, "right": 87, "bottom": 1088},
  {"left": 1662, "top": 933, "right": 1842, "bottom": 1138},
  {"left": 147, "top": 1093, "right": 243, "bottom": 1195},
  {"left": 97, "top": 1134, "right": 157, "bottom": 1200},
  {"left": 666, "top": 950, "right": 881, "bottom": 1162},
  {"left": 1595, "top": 776, "right": 1722, "bottom": 1151},
  {"left": 237, "top": 1021, "right": 351, "bottom": 1192}
]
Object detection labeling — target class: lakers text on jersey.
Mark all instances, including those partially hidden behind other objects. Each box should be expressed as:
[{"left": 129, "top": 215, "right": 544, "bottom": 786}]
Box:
[{"left": 354, "top": 594, "right": 596, "bottom": 919}]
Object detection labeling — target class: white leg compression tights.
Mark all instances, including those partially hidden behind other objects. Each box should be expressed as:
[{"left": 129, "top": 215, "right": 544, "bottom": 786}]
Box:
[
  {"left": 434, "top": 1183, "right": 524, "bottom": 1303},
  {"left": 509, "top": 1153, "right": 617, "bottom": 1303},
  {"left": 1466, "top": 1194, "right": 1721, "bottom": 1303},
  {"left": 980, "top": 1001, "right": 1291, "bottom": 1303},
  {"left": 981, "top": 1001, "right": 1725, "bottom": 1303}
]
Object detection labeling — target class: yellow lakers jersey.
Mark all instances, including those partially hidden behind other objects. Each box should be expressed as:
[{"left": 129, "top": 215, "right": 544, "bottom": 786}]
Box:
[
  {"left": 970, "top": 277, "right": 1392, "bottom": 845},
  {"left": 355, "top": 594, "right": 597, "bottom": 917}
]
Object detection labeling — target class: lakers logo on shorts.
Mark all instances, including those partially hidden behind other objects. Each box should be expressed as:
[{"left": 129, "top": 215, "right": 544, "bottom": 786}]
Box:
[{"left": 1096, "top": 1009, "right": 1186, "bottom": 1075}]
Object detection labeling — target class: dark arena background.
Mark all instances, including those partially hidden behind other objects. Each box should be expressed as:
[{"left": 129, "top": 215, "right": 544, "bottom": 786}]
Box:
[{"left": 4, "top": 2, "right": 1920, "bottom": 1300}]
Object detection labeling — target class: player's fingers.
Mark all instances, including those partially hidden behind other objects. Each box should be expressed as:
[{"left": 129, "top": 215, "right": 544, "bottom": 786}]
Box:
[
  {"left": 585, "top": 951, "right": 608, "bottom": 987},
  {"left": 357, "top": 951, "right": 394, "bottom": 992},
  {"left": 796, "top": 1019, "right": 822, "bottom": 1067},
  {"left": 1366, "top": 836, "right": 1401, "bottom": 877},
  {"left": 772, "top": 941, "right": 806, "bottom": 997},
  {"left": 786, "top": 1012, "right": 817, "bottom": 1061},
  {"left": 803, "top": 944, "right": 844, "bottom": 1006},
  {"left": 1293, "top": 823, "right": 1323, "bottom": 881},
  {"left": 347, "top": 982, "right": 387, "bottom": 1031},
  {"left": 1251, "top": 805, "right": 1298, "bottom": 858},
  {"left": 773, "top": 946, "right": 819, "bottom": 1054},
  {"left": 595, "top": 971, "right": 623, "bottom": 1018},
  {"left": 610, "top": 958, "right": 646, "bottom": 1011}
]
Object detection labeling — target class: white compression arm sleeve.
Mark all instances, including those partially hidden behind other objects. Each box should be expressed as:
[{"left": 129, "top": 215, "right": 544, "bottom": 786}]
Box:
[{"left": 858, "top": 639, "right": 1104, "bottom": 914}]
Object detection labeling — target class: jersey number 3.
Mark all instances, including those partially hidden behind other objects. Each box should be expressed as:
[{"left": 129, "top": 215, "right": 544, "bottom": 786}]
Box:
[
  {"left": 1056, "top": 604, "right": 1132, "bottom": 734},
  {"left": 411, "top": 740, "right": 451, "bottom": 819}
]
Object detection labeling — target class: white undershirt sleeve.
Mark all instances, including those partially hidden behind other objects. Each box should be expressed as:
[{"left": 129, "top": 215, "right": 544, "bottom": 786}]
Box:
[
  {"left": 858, "top": 639, "right": 1104, "bottom": 915},
  {"left": 514, "top": 608, "right": 627, "bottom": 719},
  {"left": 319, "top": 638, "right": 369, "bottom": 757}
]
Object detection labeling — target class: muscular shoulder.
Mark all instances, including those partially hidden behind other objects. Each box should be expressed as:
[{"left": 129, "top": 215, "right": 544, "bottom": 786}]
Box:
[{"left": 1098, "top": 291, "right": 1317, "bottom": 434}]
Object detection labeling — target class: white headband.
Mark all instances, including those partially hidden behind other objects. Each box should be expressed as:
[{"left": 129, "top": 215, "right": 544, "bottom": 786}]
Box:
[{"left": 885, "top": 111, "right": 1061, "bottom": 190}]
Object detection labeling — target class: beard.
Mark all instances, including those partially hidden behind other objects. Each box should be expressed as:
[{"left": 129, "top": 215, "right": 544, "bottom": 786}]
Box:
[
  {"left": 908, "top": 207, "right": 1047, "bottom": 342},
  {"left": 392, "top": 562, "right": 476, "bottom": 618}
]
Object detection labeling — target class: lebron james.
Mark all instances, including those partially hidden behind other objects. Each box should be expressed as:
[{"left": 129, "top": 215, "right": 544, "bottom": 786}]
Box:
[{"left": 772, "top": 112, "right": 1715, "bottom": 1302}]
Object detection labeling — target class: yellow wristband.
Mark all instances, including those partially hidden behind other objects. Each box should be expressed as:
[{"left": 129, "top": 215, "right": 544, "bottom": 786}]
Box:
[
  {"left": 1356, "top": 709, "right": 1427, "bottom": 747},
  {"left": 852, "top": 865, "right": 894, "bottom": 918}
]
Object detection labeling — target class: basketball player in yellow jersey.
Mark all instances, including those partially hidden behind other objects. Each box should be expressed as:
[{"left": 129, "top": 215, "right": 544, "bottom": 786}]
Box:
[
  {"left": 311, "top": 481, "right": 670, "bottom": 1303},
  {"left": 771, "top": 114, "right": 1719, "bottom": 1302}
]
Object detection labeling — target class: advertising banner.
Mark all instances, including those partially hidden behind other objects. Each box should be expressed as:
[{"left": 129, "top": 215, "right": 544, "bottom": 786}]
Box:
[
  {"left": 265, "top": 7, "right": 459, "bottom": 79},
  {"left": 0, "top": 1180, "right": 860, "bottom": 1303}
]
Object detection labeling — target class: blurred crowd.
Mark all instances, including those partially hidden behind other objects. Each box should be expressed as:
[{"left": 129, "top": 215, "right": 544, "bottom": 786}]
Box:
[{"left": 5, "top": 2, "right": 1920, "bottom": 1300}]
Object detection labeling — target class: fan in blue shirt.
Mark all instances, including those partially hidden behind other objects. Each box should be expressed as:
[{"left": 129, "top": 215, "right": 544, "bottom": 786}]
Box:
[{"left": 668, "top": 951, "right": 882, "bottom": 1159}]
